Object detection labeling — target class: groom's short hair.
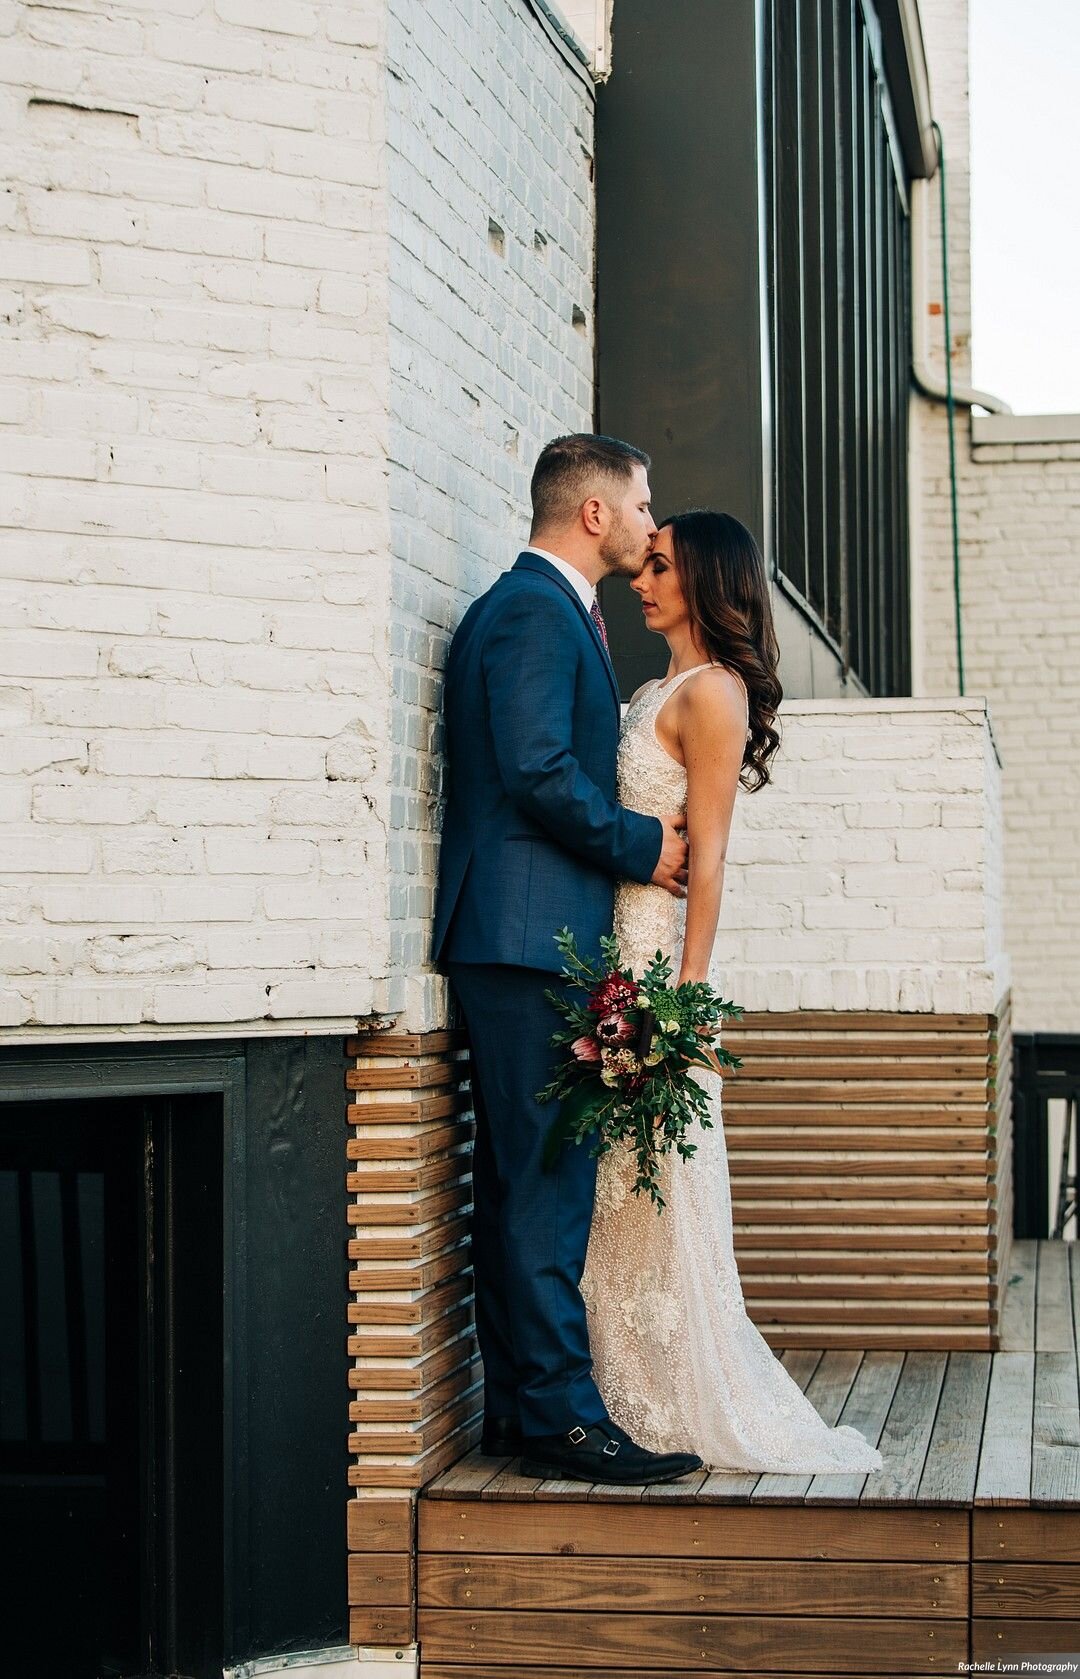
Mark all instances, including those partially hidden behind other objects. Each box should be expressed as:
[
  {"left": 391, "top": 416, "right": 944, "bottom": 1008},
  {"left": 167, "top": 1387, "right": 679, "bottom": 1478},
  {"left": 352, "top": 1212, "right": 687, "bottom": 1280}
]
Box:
[{"left": 530, "top": 433, "right": 650, "bottom": 533}]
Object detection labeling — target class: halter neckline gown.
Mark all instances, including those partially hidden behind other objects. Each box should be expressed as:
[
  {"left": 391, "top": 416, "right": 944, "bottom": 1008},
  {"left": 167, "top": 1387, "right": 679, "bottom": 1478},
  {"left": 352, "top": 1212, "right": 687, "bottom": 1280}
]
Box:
[{"left": 580, "top": 664, "right": 883, "bottom": 1475}]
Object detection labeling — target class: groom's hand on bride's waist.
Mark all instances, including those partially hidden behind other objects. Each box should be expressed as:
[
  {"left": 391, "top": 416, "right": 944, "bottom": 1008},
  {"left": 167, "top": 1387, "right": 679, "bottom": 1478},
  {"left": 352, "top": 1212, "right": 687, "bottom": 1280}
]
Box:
[{"left": 651, "top": 812, "right": 689, "bottom": 898}]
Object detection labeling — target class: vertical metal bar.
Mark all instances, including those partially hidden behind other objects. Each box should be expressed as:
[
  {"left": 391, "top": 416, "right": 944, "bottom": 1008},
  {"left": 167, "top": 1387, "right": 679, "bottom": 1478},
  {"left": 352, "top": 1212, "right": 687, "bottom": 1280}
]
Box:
[
  {"left": 17, "top": 1166, "right": 41, "bottom": 1445},
  {"left": 799, "top": 0, "right": 826, "bottom": 623},
  {"left": 160, "top": 1099, "right": 179, "bottom": 1672},
  {"left": 58, "top": 1167, "right": 89, "bottom": 1445},
  {"left": 821, "top": 0, "right": 845, "bottom": 648},
  {"left": 140, "top": 1102, "right": 158, "bottom": 1674}
]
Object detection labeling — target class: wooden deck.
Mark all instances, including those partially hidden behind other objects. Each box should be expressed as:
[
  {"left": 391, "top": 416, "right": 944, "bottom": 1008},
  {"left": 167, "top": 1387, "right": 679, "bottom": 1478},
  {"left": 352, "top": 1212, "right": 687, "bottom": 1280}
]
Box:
[{"left": 415, "top": 1239, "right": 1080, "bottom": 1674}]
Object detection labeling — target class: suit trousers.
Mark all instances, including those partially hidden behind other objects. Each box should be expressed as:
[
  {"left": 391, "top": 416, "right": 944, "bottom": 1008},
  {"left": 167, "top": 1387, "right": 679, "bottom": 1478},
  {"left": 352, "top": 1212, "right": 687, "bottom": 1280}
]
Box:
[{"left": 448, "top": 961, "right": 608, "bottom": 1437}]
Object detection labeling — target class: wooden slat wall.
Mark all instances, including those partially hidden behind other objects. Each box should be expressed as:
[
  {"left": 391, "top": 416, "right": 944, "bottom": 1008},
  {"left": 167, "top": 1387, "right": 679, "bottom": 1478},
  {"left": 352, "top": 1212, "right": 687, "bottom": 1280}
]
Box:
[
  {"left": 723, "top": 1001, "right": 1012, "bottom": 1351},
  {"left": 346, "top": 1029, "right": 481, "bottom": 1648}
]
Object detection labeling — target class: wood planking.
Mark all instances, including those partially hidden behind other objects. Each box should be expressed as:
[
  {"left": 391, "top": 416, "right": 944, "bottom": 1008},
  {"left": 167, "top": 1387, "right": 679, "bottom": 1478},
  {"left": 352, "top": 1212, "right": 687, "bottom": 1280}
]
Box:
[
  {"left": 973, "top": 1561, "right": 1080, "bottom": 1617},
  {"left": 973, "top": 1353, "right": 1036, "bottom": 1505},
  {"left": 420, "top": 1670, "right": 950, "bottom": 1679},
  {"left": 419, "top": 1492, "right": 969, "bottom": 1554},
  {"left": 804, "top": 1351, "right": 904, "bottom": 1504},
  {"left": 422, "top": 1262, "right": 1079, "bottom": 1512},
  {"left": 417, "top": 1258, "right": 1080, "bottom": 1678},
  {"left": 722, "top": 1005, "right": 1008, "bottom": 1348},
  {"left": 417, "top": 1553, "right": 967, "bottom": 1615},
  {"left": 1032, "top": 1352, "right": 1080, "bottom": 1503},
  {"left": 974, "top": 1507, "right": 1080, "bottom": 1560},
  {"left": 915, "top": 1352, "right": 993, "bottom": 1504},
  {"left": 346, "top": 1030, "right": 479, "bottom": 1643},
  {"left": 972, "top": 1618, "right": 1080, "bottom": 1658},
  {"left": 999, "top": 1239, "right": 1038, "bottom": 1350},
  {"left": 416, "top": 1607, "right": 967, "bottom": 1670},
  {"left": 752, "top": 1351, "right": 862, "bottom": 1502}
]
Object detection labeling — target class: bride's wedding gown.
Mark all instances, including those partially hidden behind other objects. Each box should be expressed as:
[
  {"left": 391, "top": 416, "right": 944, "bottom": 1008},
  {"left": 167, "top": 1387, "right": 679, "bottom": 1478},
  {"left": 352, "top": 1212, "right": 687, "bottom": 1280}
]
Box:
[{"left": 580, "top": 665, "right": 883, "bottom": 1475}]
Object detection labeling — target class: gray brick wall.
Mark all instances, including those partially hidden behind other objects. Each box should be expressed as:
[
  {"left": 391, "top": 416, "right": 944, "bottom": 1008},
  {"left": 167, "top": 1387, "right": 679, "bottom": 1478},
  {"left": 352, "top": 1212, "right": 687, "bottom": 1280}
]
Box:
[
  {"left": 914, "top": 0, "right": 1080, "bottom": 1033},
  {"left": 0, "top": 0, "right": 393, "bottom": 1034},
  {"left": 385, "top": 0, "right": 596, "bottom": 1028}
]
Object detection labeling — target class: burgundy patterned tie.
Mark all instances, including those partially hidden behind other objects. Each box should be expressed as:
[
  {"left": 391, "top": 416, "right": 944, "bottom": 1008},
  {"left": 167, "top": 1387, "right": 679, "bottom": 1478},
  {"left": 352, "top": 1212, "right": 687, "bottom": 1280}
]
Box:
[{"left": 590, "top": 597, "right": 610, "bottom": 651}]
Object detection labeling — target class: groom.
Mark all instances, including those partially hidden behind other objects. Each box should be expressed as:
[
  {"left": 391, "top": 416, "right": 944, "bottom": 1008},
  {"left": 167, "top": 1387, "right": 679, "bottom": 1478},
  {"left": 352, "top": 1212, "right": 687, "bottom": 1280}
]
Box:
[{"left": 432, "top": 434, "right": 702, "bottom": 1484}]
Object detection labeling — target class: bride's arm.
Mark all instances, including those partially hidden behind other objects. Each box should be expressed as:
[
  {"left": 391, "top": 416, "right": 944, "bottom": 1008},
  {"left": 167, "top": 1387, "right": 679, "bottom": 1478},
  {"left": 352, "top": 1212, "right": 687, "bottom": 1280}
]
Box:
[{"left": 675, "top": 669, "right": 748, "bottom": 985}]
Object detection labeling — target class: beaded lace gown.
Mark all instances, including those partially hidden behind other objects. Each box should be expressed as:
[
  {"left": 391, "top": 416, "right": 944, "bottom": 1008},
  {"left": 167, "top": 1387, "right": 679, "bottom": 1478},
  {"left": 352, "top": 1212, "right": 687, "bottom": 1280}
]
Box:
[{"left": 580, "top": 665, "right": 883, "bottom": 1474}]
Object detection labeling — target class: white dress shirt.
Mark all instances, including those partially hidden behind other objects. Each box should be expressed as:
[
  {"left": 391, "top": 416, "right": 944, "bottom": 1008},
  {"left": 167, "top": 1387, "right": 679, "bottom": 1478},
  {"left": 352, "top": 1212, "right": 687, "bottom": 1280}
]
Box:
[{"left": 523, "top": 545, "right": 597, "bottom": 615}]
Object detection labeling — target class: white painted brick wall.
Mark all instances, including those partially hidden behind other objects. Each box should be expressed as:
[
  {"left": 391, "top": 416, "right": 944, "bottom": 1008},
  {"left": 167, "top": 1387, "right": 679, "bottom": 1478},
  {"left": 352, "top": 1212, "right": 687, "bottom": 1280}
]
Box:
[
  {"left": 913, "top": 0, "right": 1080, "bottom": 1033},
  {"left": 0, "top": 0, "right": 394, "bottom": 1036},
  {"left": 385, "top": 0, "right": 596, "bottom": 1029},
  {"left": 713, "top": 700, "right": 1009, "bottom": 1015}
]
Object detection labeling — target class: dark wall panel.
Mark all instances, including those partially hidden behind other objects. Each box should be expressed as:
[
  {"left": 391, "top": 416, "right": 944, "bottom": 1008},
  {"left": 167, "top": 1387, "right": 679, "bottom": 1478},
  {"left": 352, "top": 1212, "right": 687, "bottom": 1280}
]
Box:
[
  {"left": 242, "top": 1034, "right": 349, "bottom": 1657},
  {"left": 596, "top": 0, "right": 766, "bottom": 697},
  {"left": 0, "top": 1034, "right": 349, "bottom": 1668}
]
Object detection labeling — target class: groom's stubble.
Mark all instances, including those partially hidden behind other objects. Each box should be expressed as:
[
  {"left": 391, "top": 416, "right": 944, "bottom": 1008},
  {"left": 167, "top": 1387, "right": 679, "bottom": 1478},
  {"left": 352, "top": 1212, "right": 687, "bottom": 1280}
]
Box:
[{"left": 599, "top": 505, "right": 650, "bottom": 580}]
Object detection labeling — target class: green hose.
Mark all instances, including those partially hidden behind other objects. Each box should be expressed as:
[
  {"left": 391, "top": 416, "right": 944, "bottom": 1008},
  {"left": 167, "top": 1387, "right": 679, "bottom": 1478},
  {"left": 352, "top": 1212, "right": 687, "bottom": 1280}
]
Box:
[{"left": 932, "top": 120, "right": 965, "bottom": 696}]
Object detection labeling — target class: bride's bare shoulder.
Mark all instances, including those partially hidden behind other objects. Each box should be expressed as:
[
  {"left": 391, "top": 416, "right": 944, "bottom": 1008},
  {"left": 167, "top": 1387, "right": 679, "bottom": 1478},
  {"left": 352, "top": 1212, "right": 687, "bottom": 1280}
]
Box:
[{"left": 678, "top": 665, "right": 749, "bottom": 738}]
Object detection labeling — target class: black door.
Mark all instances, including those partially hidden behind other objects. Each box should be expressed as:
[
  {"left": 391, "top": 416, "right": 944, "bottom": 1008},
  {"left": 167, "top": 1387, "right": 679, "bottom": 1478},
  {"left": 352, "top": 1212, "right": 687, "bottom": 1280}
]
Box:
[{"left": 0, "top": 1096, "right": 224, "bottom": 1679}]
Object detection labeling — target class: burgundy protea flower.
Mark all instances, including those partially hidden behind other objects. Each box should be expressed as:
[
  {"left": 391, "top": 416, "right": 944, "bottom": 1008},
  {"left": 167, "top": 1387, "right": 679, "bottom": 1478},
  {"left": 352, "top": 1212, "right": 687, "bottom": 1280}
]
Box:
[
  {"left": 587, "top": 973, "right": 639, "bottom": 1017},
  {"left": 571, "top": 1034, "right": 602, "bottom": 1063},
  {"left": 595, "top": 1011, "right": 634, "bottom": 1047}
]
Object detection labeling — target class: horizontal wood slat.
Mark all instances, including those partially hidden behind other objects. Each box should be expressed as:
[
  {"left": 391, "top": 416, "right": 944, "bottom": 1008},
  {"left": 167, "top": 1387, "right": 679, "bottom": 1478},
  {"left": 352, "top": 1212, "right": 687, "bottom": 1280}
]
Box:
[
  {"left": 347, "top": 1551, "right": 412, "bottom": 1606},
  {"left": 347, "top": 1091, "right": 471, "bottom": 1125},
  {"left": 419, "top": 1670, "right": 945, "bottom": 1679},
  {"left": 972, "top": 1562, "right": 1080, "bottom": 1618},
  {"left": 348, "top": 1060, "right": 463, "bottom": 1091},
  {"left": 347, "top": 1119, "right": 474, "bottom": 1161},
  {"left": 416, "top": 1607, "right": 967, "bottom": 1670},
  {"left": 971, "top": 1618, "right": 1080, "bottom": 1657},
  {"left": 347, "top": 1497, "right": 413, "bottom": 1552},
  {"left": 417, "top": 1554, "right": 967, "bottom": 1615},
  {"left": 419, "top": 1498, "right": 969, "bottom": 1554},
  {"left": 348, "top": 1030, "right": 467, "bottom": 1057},
  {"left": 974, "top": 1508, "right": 1080, "bottom": 1560},
  {"left": 725, "top": 1011, "right": 992, "bottom": 1033},
  {"left": 349, "top": 1417, "right": 482, "bottom": 1490},
  {"left": 348, "top": 1212, "right": 470, "bottom": 1264},
  {"left": 349, "top": 1387, "right": 484, "bottom": 1456},
  {"left": 350, "top": 1359, "right": 484, "bottom": 1425},
  {"left": 348, "top": 1333, "right": 478, "bottom": 1394}
]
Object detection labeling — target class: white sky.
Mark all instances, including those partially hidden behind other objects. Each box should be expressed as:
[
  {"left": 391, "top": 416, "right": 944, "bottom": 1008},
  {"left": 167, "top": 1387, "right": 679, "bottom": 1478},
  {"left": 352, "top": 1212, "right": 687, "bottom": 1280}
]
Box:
[{"left": 970, "top": 0, "right": 1080, "bottom": 413}]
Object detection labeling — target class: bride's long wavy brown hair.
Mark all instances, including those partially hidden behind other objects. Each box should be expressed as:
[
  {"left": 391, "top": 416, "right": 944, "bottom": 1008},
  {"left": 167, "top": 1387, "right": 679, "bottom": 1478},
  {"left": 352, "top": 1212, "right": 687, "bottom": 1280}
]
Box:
[{"left": 659, "top": 510, "right": 782, "bottom": 791}]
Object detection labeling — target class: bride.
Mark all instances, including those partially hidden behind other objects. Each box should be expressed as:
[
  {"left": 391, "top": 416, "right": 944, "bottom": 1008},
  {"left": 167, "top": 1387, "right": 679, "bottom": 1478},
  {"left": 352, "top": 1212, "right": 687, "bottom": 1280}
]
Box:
[{"left": 580, "top": 509, "right": 883, "bottom": 1476}]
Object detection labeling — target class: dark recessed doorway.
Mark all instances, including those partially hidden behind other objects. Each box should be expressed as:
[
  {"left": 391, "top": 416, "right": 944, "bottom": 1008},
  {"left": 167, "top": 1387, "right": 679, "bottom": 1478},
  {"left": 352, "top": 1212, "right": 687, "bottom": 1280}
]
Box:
[{"left": 0, "top": 1095, "right": 224, "bottom": 1679}]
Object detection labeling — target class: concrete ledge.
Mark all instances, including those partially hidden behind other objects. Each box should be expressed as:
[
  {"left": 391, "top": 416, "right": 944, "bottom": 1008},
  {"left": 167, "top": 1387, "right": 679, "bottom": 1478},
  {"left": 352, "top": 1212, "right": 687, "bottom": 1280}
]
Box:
[
  {"left": 225, "top": 1647, "right": 417, "bottom": 1679},
  {"left": 972, "top": 411, "right": 1080, "bottom": 446}
]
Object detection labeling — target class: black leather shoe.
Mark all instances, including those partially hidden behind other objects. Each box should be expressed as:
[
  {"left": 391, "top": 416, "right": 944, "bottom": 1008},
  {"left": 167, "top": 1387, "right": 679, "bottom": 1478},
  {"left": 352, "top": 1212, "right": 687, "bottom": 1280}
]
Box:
[
  {"left": 521, "top": 1419, "right": 702, "bottom": 1485},
  {"left": 479, "top": 1415, "right": 524, "bottom": 1456}
]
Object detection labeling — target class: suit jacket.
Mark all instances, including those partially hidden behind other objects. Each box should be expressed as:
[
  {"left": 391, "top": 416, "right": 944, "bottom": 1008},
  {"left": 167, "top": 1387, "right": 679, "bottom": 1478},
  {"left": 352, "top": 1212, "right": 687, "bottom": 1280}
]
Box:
[{"left": 431, "top": 552, "right": 664, "bottom": 973}]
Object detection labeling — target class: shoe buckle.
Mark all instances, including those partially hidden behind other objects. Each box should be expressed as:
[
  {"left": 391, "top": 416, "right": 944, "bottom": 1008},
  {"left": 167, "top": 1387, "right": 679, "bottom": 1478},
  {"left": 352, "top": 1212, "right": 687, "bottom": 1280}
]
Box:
[
  {"left": 602, "top": 1439, "right": 620, "bottom": 1456},
  {"left": 567, "top": 1426, "right": 588, "bottom": 1445}
]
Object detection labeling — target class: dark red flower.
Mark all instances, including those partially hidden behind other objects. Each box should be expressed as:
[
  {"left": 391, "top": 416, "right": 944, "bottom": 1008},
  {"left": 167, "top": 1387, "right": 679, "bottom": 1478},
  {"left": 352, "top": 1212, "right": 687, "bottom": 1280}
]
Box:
[{"left": 587, "top": 973, "right": 639, "bottom": 1016}]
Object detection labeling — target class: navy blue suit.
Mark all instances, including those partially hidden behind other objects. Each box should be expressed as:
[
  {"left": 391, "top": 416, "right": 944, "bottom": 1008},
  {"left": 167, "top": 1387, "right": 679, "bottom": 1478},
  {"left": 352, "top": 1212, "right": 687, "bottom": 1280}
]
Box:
[{"left": 433, "top": 552, "right": 663, "bottom": 1435}]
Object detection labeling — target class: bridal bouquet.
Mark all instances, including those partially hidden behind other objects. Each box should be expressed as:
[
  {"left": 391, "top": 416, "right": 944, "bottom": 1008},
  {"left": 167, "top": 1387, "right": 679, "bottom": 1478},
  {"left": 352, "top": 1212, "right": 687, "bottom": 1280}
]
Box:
[{"left": 537, "top": 928, "right": 743, "bottom": 1211}]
